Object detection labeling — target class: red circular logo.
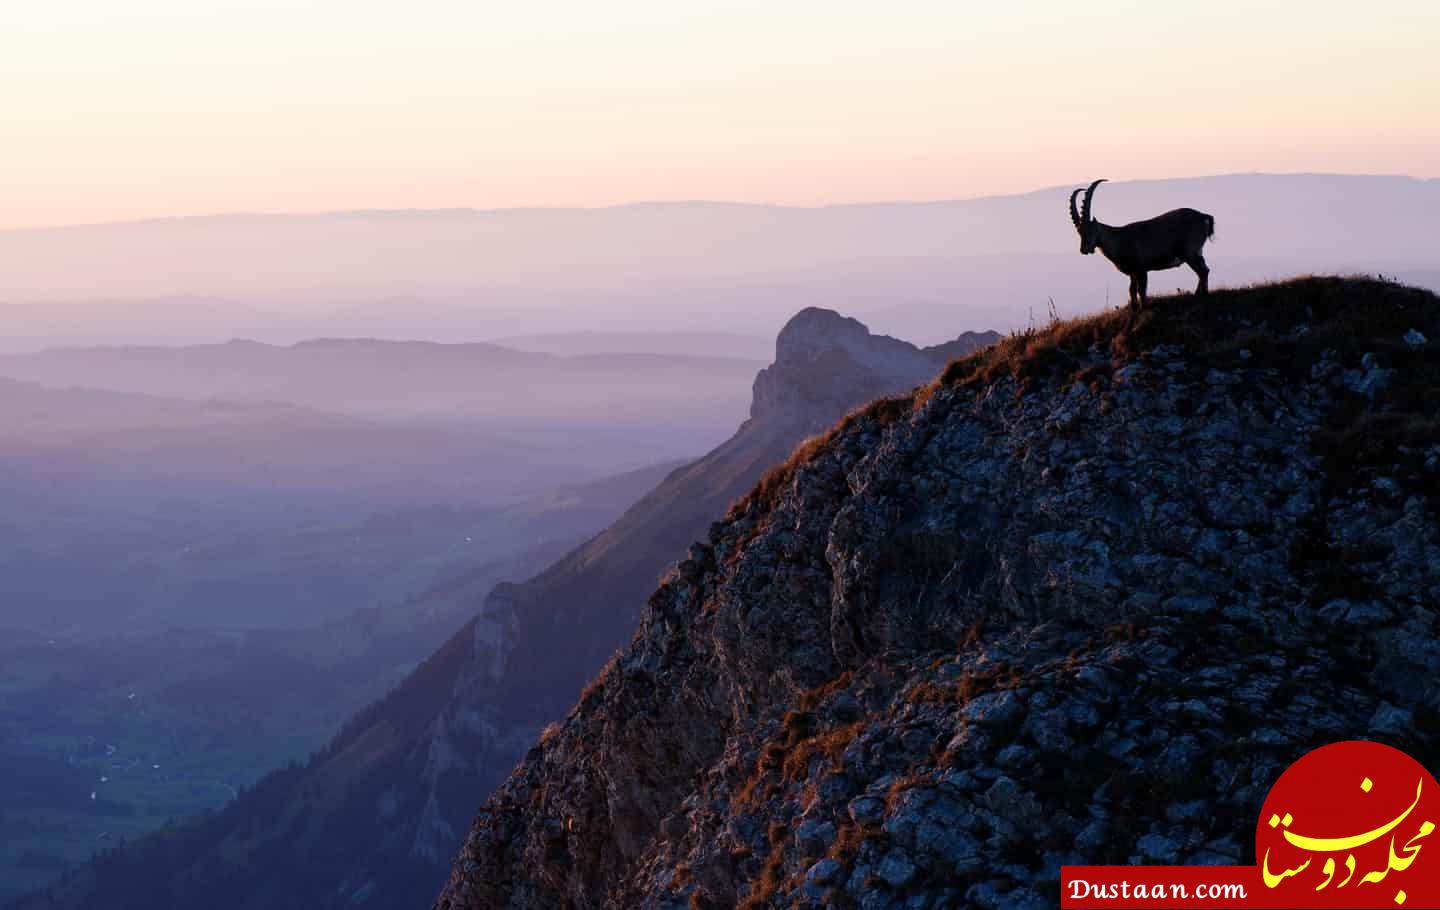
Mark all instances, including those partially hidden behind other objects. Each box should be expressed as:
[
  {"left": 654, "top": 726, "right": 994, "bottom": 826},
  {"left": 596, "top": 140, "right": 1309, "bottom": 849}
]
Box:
[{"left": 1256, "top": 741, "right": 1440, "bottom": 907}]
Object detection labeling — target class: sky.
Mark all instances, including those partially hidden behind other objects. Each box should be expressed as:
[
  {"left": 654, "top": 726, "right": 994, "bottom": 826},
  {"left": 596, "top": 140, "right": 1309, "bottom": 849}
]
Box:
[{"left": 1, "top": 1, "right": 1437, "bottom": 229}]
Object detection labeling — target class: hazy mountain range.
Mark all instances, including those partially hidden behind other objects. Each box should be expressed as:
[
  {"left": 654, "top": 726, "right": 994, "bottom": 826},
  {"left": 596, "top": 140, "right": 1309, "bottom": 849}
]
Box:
[
  {"left": 2, "top": 174, "right": 1437, "bottom": 350},
  {"left": 0, "top": 333, "right": 769, "bottom": 639},
  {"left": 0, "top": 339, "right": 761, "bottom": 429}
]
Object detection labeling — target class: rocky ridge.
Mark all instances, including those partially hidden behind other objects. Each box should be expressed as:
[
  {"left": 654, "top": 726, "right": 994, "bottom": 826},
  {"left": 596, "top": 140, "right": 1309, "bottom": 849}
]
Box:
[{"left": 435, "top": 277, "right": 1440, "bottom": 909}]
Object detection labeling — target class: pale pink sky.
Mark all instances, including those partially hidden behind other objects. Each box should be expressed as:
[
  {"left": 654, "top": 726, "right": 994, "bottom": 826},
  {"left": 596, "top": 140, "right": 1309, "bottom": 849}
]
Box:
[{"left": 2, "top": 1, "right": 1436, "bottom": 229}]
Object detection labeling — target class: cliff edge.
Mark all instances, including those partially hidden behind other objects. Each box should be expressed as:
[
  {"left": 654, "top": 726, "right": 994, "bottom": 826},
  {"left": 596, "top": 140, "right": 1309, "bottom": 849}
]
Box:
[{"left": 436, "top": 277, "right": 1440, "bottom": 909}]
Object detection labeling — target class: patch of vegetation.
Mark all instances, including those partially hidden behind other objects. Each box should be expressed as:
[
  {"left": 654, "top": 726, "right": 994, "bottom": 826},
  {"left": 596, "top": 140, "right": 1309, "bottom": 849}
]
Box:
[{"left": 736, "top": 822, "right": 793, "bottom": 910}]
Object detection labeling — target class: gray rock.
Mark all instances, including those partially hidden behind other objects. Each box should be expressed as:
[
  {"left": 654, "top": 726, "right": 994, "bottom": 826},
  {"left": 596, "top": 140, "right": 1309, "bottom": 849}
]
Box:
[
  {"left": 1074, "top": 817, "right": 1109, "bottom": 854},
  {"left": 1137, "top": 833, "right": 1181, "bottom": 863},
  {"left": 806, "top": 857, "right": 843, "bottom": 886},
  {"left": 1371, "top": 701, "right": 1414, "bottom": 736},
  {"left": 878, "top": 849, "right": 918, "bottom": 888},
  {"left": 796, "top": 818, "right": 837, "bottom": 857},
  {"left": 995, "top": 743, "right": 1033, "bottom": 770},
  {"left": 1319, "top": 599, "right": 1396, "bottom": 626},
  {"left": 961, "top": 690, "right": 1025, "bottom": 729},
  {"left": 849, "top": 796, "right": 885, "bottom": 826}
]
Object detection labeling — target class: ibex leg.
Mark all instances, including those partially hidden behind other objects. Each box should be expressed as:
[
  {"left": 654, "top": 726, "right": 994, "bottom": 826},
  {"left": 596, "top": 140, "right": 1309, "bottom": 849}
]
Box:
[{"left": 1186, "top": 255, "right": 1210, "bottom": 296}]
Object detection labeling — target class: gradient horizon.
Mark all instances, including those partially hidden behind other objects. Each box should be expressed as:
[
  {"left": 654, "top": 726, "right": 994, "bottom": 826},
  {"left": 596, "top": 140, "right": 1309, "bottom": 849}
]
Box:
[{"left": 2, "top": 1, "right": 1437, "bottom": 230}]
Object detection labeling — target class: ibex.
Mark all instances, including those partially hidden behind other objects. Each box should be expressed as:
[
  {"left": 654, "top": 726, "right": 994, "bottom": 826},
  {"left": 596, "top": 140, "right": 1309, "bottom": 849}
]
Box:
[{"left": 1069, "top": 179, "right": 1215, "bottom": 308}]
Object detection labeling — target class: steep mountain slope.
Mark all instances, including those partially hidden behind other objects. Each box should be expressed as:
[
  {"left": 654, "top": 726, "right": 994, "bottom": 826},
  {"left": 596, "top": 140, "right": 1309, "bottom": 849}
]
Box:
[
  {"left": 16, "top": 311, "right": 997, "bottom": 910},
  {"left": 435, "top": 277, "right": 1440, "bottom": 909},
  {"left": 482, "top": 312, "right": 1000, "bottom": 724}
]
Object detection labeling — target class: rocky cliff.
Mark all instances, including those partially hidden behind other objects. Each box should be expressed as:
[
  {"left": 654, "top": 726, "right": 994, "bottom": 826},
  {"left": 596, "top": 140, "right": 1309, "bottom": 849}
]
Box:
[
  {"left": 435, "top": 277, "right": 1440, "bottom": 909},
  {"left": 473, "top": 311, "right": 999, "bottom": 730},
  {"left": 394, "top": 311, "right": 996, "bottom": 879},
  {"left": 18, "top": 310, "right": 994, "bottom": 910}
]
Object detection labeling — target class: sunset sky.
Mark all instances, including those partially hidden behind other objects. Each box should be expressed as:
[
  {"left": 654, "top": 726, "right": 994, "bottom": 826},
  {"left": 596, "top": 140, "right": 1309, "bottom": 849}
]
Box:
[{"left": 2, "top": 1, "right": 1436, "bottom": 229}]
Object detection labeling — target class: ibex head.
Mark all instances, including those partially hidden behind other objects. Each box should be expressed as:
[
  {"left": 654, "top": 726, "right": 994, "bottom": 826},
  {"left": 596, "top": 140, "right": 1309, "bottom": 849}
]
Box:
[{"left": 1068, "top": 178, "right": 1107, "bottom": 255}]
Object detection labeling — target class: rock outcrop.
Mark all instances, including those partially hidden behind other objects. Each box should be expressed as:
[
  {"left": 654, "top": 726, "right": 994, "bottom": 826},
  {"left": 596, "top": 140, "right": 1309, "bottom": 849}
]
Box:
[
  {"left": 750, "top": 309, "right": 992, "bottom": 432},
  {"left": 436, "top": 277, "right": 1440, "bottom": 909}
]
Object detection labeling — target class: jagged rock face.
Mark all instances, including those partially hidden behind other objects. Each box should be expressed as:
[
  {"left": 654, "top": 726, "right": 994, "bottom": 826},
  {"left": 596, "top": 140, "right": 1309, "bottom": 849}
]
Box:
[
  {"left": 750, "top": 307, "right": 997, "bottom": 433},
  {"left": 435, "top": 278, "right": 1440, "bottom": 909}
]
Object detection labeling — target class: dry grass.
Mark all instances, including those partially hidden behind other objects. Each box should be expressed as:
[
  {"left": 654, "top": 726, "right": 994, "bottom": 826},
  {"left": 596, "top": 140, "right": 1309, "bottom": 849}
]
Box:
[
  {"left": 576, "top": 650, "right": 621, "bottom": 709},
  {"left": 958, "top": 619, "right": 986, "bottom": 652},
  {"left": 730, "top": 770, "right": 771, "bottom": 813},
  {"left": 781, "top": 709, "right": 815, "bottom": 744},
  {"left": 885, "top": 771, "right": 939, "bottom": 813},
  {"left": 796, "top": 671, "right": 855, "bottom": 712},
  {"left": 780, "top": 721, "right": 864, "bottom": 783},
  {"left": 956, "top": 660, "right": 1023, "bottom": 701},
  {"left": 732, "top": 717, "right": 865, "bottom": 814},
  {"left": 821, "top": 818, "right": 889, "bottom": 898},
  {"left": 731, "top": 673, "right": 866, "bottom": 813},
  {"left": 905, "top": 680, "right": 957, "bottom": 704},
  {"left": 731, "top": 395, "right": 913, "bottom": 521},
  {"left": 736, "top": 822, "right": 793, "bottom": 910}
]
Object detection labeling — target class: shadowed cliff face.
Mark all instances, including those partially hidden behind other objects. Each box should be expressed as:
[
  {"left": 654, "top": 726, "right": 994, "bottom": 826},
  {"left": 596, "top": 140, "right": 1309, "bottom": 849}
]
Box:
[
  {"left": 435, "top": 277, "right": 1440, "bottom": 909},
  {"left": 15, "top": 309, "right": 995, "bottom": 910},
  {"left": 750, "top": 308, "right": 996, "bottom": 433}
]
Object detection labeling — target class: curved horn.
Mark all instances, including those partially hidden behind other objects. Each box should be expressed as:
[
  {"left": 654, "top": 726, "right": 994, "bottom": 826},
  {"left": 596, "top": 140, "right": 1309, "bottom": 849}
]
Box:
[
  {"left": 1069, "top": 188, "right": 1084, "bottom": 230},
  {"left": 1081, "top": 178, "right": 1106, "bottom": 222}
]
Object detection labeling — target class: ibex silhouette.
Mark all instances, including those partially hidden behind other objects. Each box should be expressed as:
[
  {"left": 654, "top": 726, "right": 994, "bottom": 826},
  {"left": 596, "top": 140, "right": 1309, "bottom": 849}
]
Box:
[{"left": 1069, "top": 179, "right": 1215, "bottom": 308}]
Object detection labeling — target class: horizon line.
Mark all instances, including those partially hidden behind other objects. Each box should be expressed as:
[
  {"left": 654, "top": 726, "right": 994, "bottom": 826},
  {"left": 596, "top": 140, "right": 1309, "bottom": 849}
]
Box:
[{"left": 4, "top": 171, "right": 1433, "bottom": 235}]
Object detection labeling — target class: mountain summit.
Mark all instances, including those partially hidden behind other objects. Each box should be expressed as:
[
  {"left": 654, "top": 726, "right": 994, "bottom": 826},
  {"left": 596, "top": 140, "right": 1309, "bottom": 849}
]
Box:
[
  {"left": 435, "top": 277, "right": 1440, "bottom": 908},
  {"left": 751, "top": 308, "right": 992, "bottom": 429}
]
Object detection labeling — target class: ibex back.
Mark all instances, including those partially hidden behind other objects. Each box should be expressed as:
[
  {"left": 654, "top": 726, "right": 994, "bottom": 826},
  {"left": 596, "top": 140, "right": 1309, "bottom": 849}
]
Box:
[{"left": 1069, "top": 179, "right": 1214, "bottom": 308}]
